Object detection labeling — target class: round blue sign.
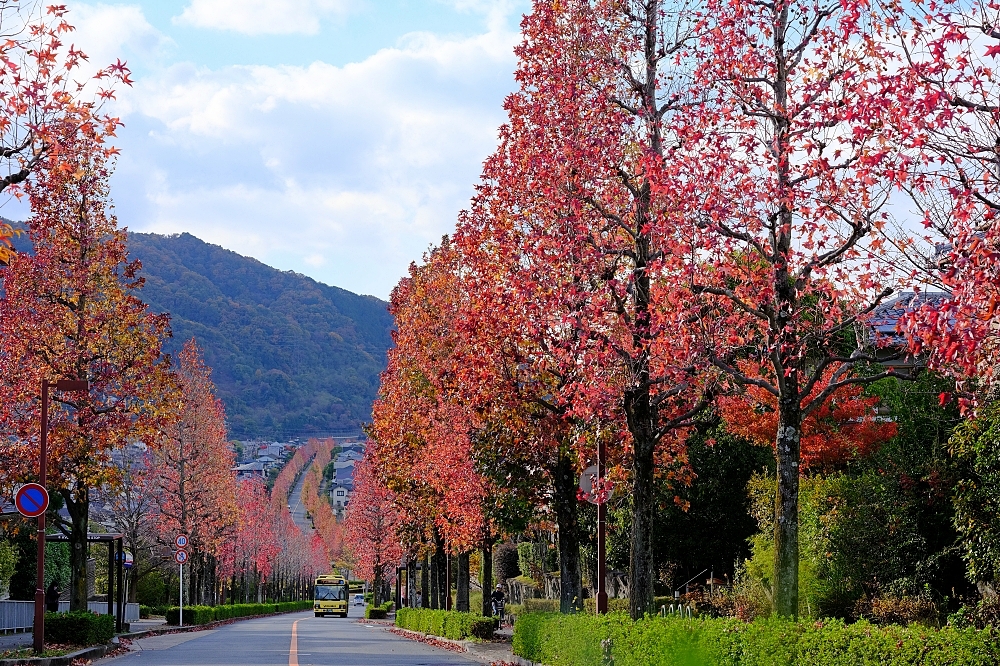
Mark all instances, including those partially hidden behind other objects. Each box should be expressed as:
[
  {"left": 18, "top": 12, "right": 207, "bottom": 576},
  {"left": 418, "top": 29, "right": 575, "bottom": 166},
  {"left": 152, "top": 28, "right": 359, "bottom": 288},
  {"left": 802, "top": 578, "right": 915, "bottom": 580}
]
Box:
[{"left": 14, "top": 483, "right": 48, "bottom": 518}]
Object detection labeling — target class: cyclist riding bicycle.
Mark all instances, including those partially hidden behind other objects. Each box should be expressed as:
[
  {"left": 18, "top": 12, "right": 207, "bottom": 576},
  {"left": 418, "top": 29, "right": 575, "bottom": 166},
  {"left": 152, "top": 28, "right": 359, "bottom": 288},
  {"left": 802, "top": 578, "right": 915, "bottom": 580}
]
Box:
[{"left": 490, "top": 584, "right": 506, "bottom": 620}]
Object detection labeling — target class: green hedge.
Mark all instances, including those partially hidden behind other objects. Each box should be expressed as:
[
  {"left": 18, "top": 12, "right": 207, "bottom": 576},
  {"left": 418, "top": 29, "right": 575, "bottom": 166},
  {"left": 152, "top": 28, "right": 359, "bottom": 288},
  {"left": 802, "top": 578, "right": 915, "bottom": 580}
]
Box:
[
  {"left": 513, "top": 612, "right": 1000, "bottom": 666},
  {"left": 165, "top": 601, "right": 312, "bottom": 625},
  {"left": 365, "top": 601, "right": 394, "bottom": 619},
  {"left": 139, "top": 604, "right": 171, "bottom": 618},
  {"left": 396, "top": 607, "right": 495, "bottom": 641},
  {"left": 44, "top": 611, "right": 115, "bottom": 646}
]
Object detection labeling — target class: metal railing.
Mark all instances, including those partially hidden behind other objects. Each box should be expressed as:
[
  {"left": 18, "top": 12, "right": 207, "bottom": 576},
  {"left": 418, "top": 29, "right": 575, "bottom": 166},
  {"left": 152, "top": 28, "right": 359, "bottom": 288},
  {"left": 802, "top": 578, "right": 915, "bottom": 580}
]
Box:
[
  {"left": 1, "top": 601, "right": 139, "bottom": 631},
  {"left": 659, "top": 603, "right": 693, "bottom": 618}
]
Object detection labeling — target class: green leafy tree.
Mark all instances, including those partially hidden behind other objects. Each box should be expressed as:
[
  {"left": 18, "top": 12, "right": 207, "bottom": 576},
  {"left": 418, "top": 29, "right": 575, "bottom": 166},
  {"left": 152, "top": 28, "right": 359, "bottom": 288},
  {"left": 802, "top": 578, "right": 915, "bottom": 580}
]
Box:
[
  {"left": 0, "top": 540, "right": 17, "bottom": 597},
  {"left": 951, "top": 399, "right": 1000, "bottom": 592}
]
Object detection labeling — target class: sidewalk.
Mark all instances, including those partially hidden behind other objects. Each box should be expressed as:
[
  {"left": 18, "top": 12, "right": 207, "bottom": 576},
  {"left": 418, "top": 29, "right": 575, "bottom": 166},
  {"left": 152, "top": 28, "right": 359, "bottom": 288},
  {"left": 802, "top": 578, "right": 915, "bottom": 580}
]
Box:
[
  {"left": 0, "top": 618, "right": 165, "bottom": 654},
  {"left": 0, "top": 632, "right": 31, "bottom": 651},
  {"left": 125, "top": 618, "right": 167, "bottom": 633}
]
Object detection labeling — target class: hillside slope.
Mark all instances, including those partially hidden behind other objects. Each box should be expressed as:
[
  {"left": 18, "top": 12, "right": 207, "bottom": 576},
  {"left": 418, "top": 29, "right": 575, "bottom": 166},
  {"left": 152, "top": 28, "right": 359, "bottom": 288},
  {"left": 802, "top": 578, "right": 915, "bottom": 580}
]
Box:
[{"left": 127, "top": 232, "right": 393, "bottom": 439}]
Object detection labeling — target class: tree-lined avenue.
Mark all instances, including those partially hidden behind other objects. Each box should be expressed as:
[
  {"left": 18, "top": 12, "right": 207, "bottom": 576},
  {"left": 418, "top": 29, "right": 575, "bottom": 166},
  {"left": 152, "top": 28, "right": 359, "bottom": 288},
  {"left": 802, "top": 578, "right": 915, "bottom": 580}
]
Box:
[{"left": 101, "top": 612, "right": 476, "bottom": 666}]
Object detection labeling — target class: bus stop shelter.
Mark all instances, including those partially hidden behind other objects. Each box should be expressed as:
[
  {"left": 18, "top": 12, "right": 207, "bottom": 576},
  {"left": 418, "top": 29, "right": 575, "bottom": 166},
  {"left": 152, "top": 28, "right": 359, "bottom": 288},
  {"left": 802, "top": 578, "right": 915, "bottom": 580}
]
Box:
[{"left": 47, "top": 533, "right": 127, "bottom": 632}]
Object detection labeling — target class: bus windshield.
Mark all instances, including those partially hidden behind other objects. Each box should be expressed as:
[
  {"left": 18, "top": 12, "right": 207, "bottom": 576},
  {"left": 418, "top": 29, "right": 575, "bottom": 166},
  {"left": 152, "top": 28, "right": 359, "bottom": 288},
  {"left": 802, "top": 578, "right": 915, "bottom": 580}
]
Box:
[{"left": 314, "top": 584, "right": 347, "bottom": 601}]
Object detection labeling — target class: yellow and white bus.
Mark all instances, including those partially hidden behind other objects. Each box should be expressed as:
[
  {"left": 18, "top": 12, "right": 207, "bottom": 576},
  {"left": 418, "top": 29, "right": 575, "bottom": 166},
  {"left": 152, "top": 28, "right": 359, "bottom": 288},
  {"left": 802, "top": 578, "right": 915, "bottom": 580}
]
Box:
[{"left": 313, "top": 574, "right": 348, "bottom": 617}]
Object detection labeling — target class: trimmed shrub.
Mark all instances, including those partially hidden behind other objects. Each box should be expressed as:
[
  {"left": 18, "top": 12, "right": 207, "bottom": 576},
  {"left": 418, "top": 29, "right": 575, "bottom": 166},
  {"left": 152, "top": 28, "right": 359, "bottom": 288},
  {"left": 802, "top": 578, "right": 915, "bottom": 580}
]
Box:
[
  {"left": 395, "top": 607, "right": 493, "bottom": 641},
  {"left": 365, "top": 604, "right": 387, "bottom": 619},
  {"left": 165, "top": 605, "right": 214, "bottom": 625},
  {"left": 524, "top": 599, "right": 560, "bottom": 613},
  {"left": 213, "top": 603, "right": 265, "bottom": 621},
  {"left": 506, "top": 603, "right": 524, "bottom": 619},
  {"left": 513, "top": 612, "right": 1000, "bottom": 666},
  {"left": 45, "top": 611, "right": 115, "bottom": 645},
  {"left": 469, "top": 616, "right": 497, "bottom": 640},
  {"left": 494, "top": 542, "right": 521, "bottom": 584},
  {"left": 163, "top": 601, "right": 312, "bottom": 625}
]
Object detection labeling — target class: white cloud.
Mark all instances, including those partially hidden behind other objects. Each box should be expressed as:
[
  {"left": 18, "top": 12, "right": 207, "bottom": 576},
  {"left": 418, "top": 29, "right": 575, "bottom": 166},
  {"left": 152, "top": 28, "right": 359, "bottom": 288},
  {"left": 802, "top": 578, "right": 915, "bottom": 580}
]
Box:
[
  {"left": 108, "top": 24, "right": 519, "bottom": 297},
  {"left": 175, "top": 0, "right": 348, "bottom": 35},
  {"left": 68, "top": 2, "right": 171, "bottom": 70}
]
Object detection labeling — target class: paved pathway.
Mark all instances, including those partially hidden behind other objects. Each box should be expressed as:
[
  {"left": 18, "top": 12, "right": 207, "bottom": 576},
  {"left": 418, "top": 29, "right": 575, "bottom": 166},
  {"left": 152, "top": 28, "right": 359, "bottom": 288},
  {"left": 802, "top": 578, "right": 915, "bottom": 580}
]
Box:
[
  {"left": 0, "top": 631, "right": 31, "bottom": 651},
  {"left": 98, "top": 611, "right": 479, "bottom": 666}
]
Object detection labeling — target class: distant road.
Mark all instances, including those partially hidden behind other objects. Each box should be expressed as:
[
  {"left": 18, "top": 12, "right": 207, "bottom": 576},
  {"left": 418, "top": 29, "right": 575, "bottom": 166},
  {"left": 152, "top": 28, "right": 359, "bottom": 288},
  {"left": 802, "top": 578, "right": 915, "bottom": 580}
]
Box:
[
  {"left": 287, "top": 462, "right": 314, "bottom": 535},
  {"left": 99, "top": 611, "right": 477, "bottom": 666}
]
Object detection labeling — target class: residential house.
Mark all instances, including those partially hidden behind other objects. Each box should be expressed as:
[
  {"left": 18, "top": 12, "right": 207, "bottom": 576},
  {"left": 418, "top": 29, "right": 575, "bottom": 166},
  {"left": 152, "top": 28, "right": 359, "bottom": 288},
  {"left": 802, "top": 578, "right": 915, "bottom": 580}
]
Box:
[
  {"left": 233, "top": 461, "right": 267, "bottom": 480},
  {"left": 329, "top": 482, "right": 352, "bottom": 518}
]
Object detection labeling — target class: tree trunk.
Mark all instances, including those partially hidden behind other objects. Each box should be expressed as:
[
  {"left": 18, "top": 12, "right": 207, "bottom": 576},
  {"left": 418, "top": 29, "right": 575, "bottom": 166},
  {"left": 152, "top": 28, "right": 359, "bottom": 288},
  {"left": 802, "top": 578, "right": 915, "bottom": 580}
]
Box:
[
  {"left": 430, "top": 548, "right": 440, "bottom": 609},
  {"left": 373, "top": 558, "right": 383, "bottom": 606},
  {"left": 434, "top": 536, "right": 447, "bottom": 609},
  {"left": 774, "top": 407, "right": 801, "bottom": 617},
  {"left": 480, "top": 540, "right": 493, "bottom": 617},
  {"left": 407, "top": 558, "right": 417, "bottom": 608},
  {"left": 627, "top": 418, "right": 656, "bottom": 620},
  {"left": 421, "top": 554, "right": 430, "bottom": 608},
  {"left": 553, "top": 450, "right": 582, "bottom": 613},
  {"left": 769, "top": 0, "right": 800, "bottom": 619},
  {"left": 623, "top": 0, "right": 664, "bottom": 623},
  {"left": 63, "top": 487, "right": 90, "bottom": 611},
  {"left": 456, "top": 551, "right": 470, "bottom": 612}
]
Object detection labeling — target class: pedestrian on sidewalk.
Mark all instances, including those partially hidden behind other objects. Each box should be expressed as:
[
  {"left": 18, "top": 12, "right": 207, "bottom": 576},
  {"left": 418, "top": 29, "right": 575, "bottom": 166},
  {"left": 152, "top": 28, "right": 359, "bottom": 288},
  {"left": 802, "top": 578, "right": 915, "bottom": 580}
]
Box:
[{"left": 45, "top": 581, "right": 60, "bottom": 612}]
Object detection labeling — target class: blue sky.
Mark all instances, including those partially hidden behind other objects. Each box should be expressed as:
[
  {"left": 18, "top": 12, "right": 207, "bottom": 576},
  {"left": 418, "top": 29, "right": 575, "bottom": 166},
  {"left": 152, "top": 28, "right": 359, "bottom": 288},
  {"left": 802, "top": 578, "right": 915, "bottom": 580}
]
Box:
[{"left": 16, "top": 1, "right": 529, "bottom": 298}]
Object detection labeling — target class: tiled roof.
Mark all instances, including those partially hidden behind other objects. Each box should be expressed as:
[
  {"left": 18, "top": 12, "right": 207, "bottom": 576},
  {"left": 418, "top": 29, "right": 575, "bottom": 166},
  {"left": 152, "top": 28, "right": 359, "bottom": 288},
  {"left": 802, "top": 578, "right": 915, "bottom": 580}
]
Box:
[{"left": 869, "top": 291, "right": 950, "bottom": 345}]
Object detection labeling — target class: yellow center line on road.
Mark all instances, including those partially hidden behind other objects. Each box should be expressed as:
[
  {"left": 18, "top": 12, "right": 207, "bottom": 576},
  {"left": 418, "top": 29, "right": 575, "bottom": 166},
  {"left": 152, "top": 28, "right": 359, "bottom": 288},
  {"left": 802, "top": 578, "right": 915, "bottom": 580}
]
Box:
[{"left": 289, "top": 618, "right": 301, "bottom": 666}]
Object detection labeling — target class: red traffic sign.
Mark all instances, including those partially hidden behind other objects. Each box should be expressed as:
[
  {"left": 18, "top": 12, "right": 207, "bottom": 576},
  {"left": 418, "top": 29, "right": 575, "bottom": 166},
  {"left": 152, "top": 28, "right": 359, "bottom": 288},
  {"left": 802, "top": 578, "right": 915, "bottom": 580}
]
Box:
[
  {"left": 14, "top": 484, "right": 48, "bottom": 518},
  {"left": 175, "top": 550, "right": 188, "bottom": 564},
  {"left": 175, "top": 535, "right": 188, "bottom": 549}
]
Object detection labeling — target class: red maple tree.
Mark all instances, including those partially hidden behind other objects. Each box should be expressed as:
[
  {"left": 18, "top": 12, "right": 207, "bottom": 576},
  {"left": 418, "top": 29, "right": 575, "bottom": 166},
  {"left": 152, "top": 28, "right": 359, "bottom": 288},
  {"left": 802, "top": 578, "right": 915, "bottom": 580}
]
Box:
[
  {"left": 344, "top": 454, "right": 402, "bottom": 606},
  {"left": 672, "top": 0, "right": 918, "bottom": 615},
  {"left": 0, "top": 129, "right": 173, "bottom": 609},
  {"left": 148, "top": 339, "right": 238, "bottom": 605}
]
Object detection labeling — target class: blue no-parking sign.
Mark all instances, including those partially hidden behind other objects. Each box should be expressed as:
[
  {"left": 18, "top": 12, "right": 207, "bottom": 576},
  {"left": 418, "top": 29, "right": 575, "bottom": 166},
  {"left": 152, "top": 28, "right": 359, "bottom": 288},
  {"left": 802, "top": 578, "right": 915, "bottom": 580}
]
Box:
[{"left": 14, "top": 483, "right": 48, "bottom": 518}]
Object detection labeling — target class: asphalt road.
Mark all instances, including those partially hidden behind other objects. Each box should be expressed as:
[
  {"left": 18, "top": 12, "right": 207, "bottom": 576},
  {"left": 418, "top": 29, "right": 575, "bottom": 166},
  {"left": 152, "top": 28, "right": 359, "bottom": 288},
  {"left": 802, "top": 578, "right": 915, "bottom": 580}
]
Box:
[
  {"left": 98, "top": 611, "right": 479, "bottom": 666},
  {"left": 287, "top": 463, "right": 315, "bottom": 535}
]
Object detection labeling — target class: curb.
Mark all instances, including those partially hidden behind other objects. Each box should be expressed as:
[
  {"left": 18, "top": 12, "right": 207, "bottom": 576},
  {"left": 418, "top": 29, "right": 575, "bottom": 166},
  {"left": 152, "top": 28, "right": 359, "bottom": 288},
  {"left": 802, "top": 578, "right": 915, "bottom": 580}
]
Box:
[{"left": 388, "top": 626, "right": 540, "bottom": 666}]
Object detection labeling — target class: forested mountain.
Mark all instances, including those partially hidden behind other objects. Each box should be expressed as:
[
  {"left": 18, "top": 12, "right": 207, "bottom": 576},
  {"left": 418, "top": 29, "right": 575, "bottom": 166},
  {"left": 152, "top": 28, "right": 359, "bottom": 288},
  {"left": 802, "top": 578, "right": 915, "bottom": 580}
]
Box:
[{"left": 126, "top": 232, "right": 394, "bottom": 439}]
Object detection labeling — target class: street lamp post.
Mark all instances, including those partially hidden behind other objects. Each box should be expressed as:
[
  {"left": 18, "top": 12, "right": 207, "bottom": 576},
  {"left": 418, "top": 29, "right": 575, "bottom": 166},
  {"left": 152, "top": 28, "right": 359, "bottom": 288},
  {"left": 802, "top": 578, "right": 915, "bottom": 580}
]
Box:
[{"left": 34, "top": 379, "right": 89, "bottom": 653}]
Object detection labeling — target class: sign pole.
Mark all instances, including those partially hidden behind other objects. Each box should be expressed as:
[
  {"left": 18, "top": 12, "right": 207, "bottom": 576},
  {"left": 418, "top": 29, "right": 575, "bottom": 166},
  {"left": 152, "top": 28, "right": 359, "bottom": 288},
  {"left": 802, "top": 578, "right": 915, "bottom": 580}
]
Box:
[
  {"left": 179, "top": 562, "right": 183, "bottom": 628},
  {"left": 33, "top": 380, "right": 49, "bottom": 653}
]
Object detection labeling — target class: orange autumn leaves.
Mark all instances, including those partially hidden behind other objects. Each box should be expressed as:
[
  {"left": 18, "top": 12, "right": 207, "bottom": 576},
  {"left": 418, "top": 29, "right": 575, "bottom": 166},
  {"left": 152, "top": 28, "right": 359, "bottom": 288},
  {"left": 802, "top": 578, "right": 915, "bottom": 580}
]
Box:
[
  {"left": 269, "top": 437, "right": 345, "bottom": 572},
  {"left": 719, "top": 366, "right": 897, "bottom": 471},
  {"left": 300, "top": 440, "right": 342, "bottom": 566}
]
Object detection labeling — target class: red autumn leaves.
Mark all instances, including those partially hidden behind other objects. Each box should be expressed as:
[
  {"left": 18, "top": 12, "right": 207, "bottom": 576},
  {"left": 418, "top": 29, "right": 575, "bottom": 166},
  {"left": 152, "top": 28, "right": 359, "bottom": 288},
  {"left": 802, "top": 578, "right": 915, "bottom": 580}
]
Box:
[{"left": 351, "top": 0, "right": 998, "bottom": 618}]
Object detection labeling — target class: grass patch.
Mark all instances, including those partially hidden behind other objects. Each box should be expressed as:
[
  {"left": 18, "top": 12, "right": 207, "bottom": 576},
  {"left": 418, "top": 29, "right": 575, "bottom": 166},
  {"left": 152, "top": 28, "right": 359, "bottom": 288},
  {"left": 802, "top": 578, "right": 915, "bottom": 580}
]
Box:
[{"left": 0, "top": 646, "right": 76, "bottom": 659}]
